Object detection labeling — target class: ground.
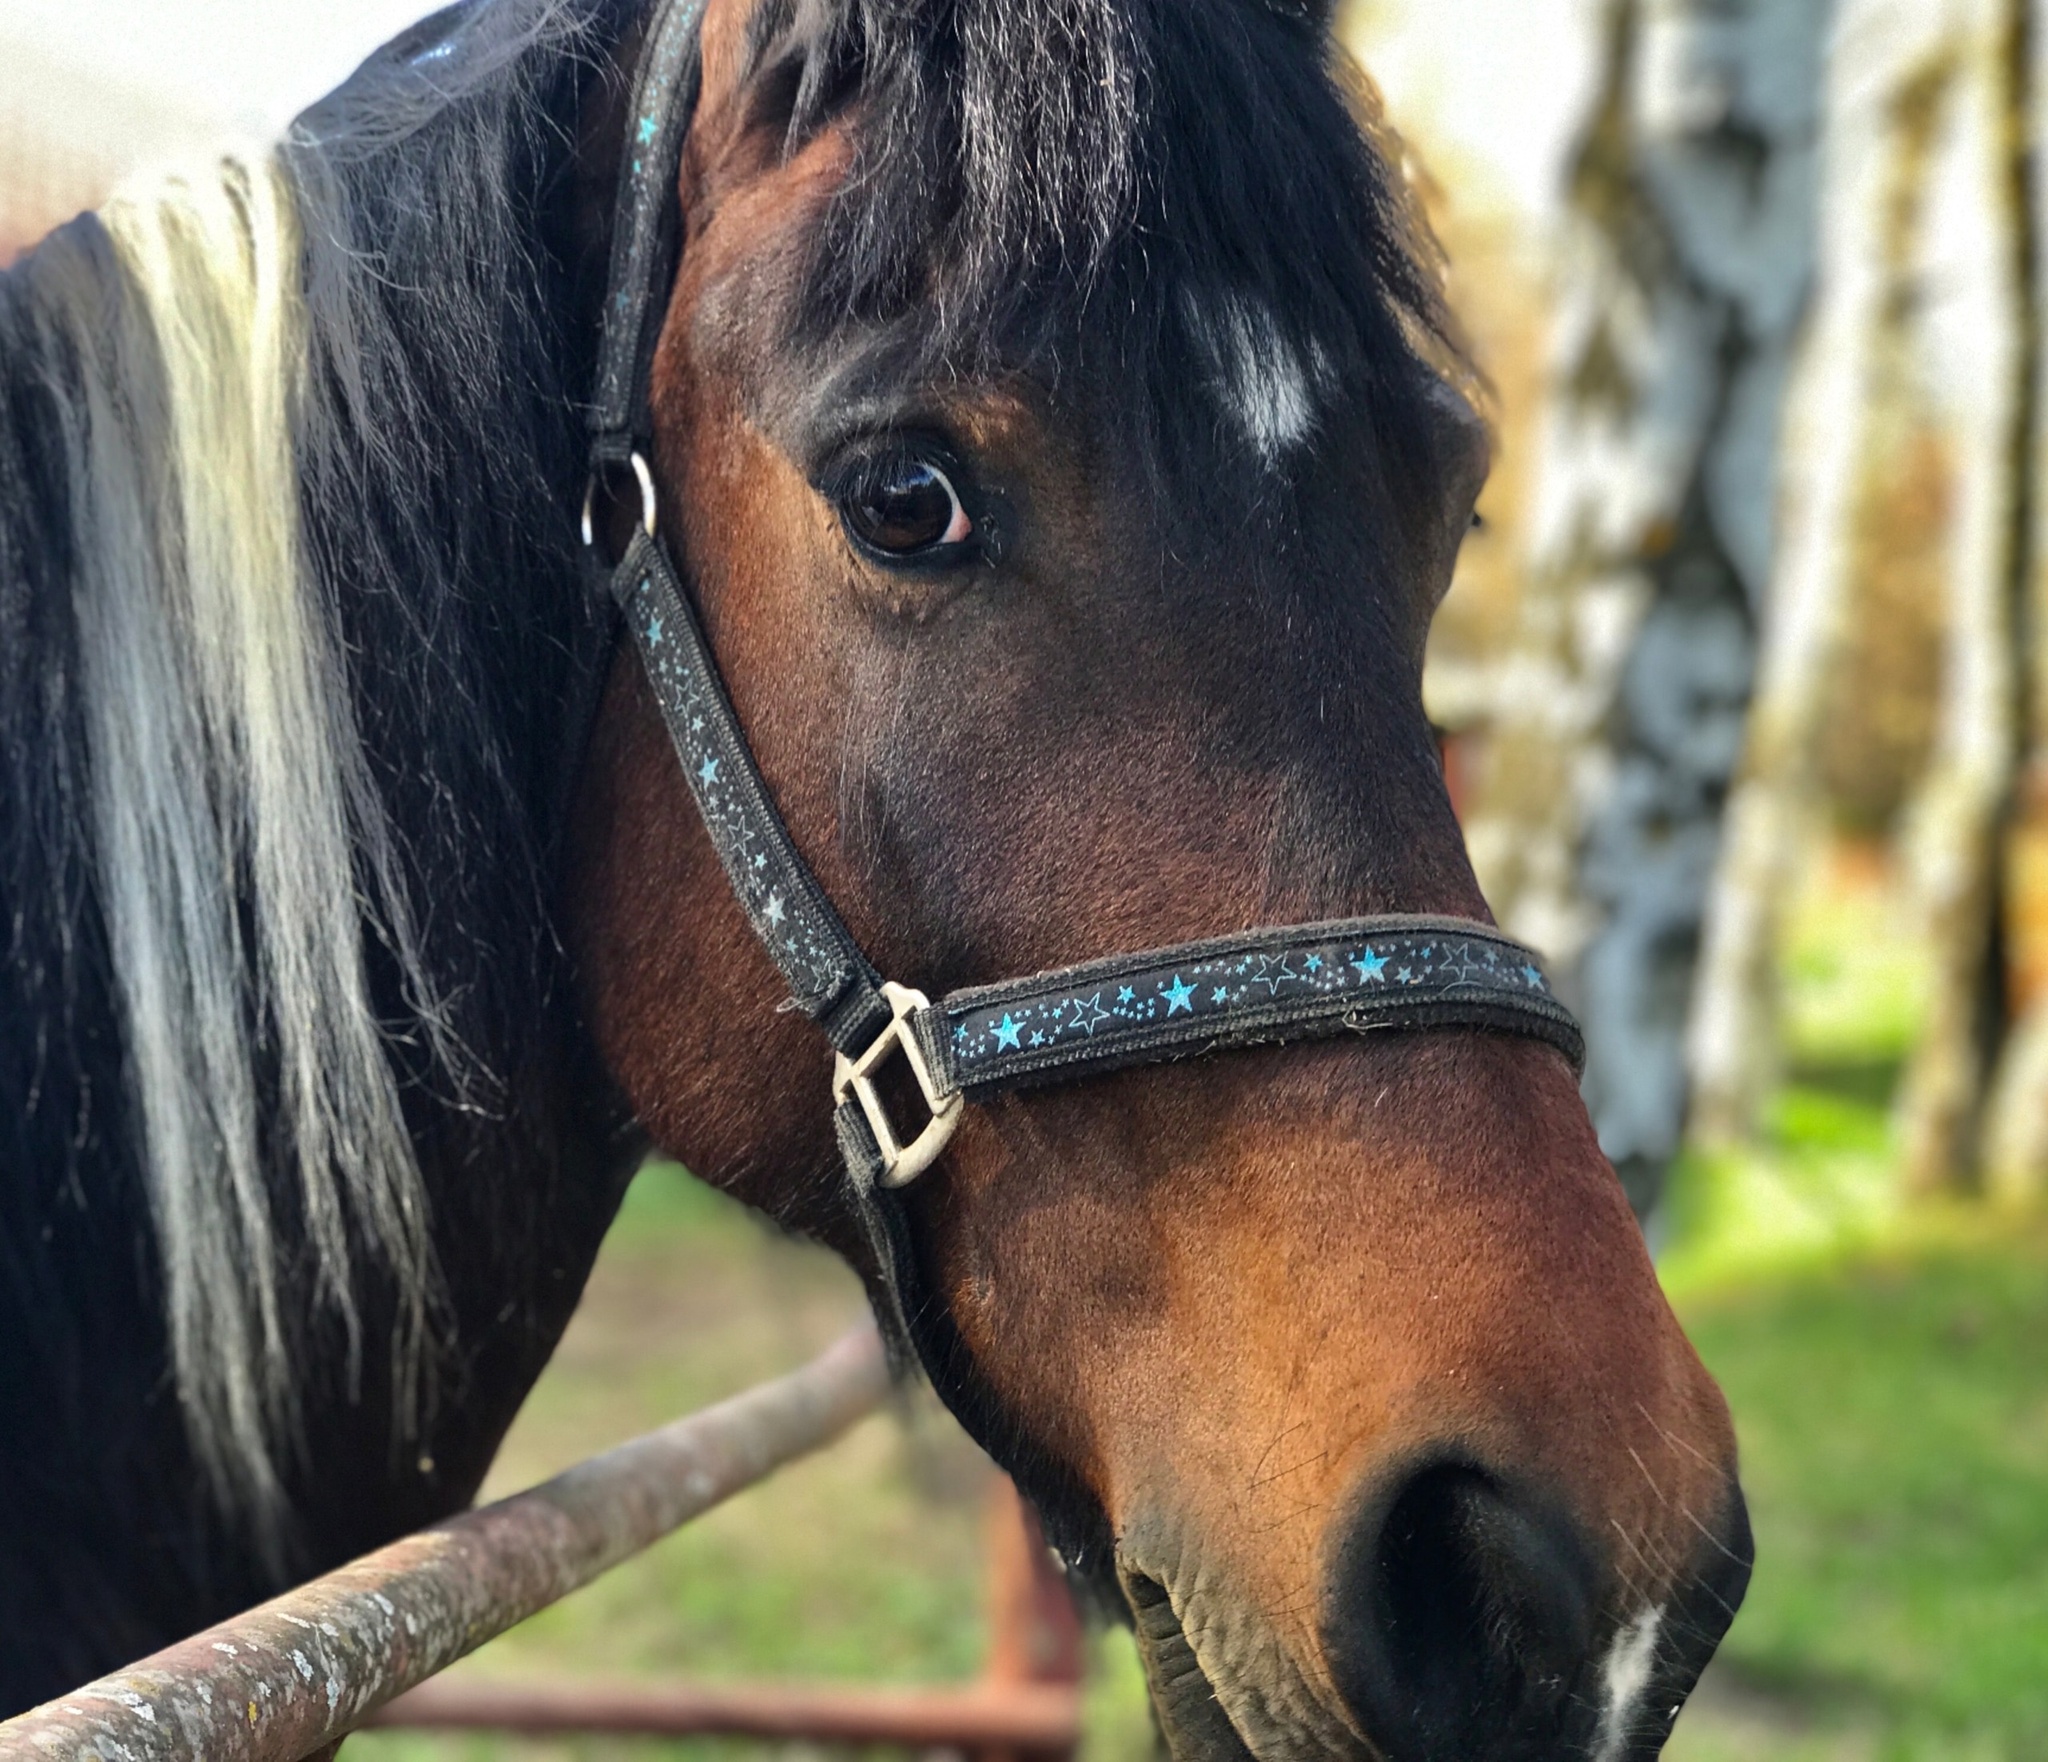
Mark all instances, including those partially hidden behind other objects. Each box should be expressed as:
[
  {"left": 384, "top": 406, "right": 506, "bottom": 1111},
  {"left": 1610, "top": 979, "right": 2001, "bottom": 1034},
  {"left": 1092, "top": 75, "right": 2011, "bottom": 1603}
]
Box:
[{"left": 346, "top": 850, "right": 2048, "bottom": 1762}]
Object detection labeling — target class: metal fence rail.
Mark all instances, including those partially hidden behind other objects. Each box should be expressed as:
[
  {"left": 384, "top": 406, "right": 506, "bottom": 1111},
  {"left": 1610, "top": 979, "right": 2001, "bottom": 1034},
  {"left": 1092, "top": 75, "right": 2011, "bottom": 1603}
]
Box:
[
  {"left": 361, "top": 1471, "right": 1086, "bottom": 1760},
  {"left": 365, "top": 1671, "right": 1081, "bottom": 1748},
  {"left": 0, "top": 1327, "right": 890, "bottom": 1762}
]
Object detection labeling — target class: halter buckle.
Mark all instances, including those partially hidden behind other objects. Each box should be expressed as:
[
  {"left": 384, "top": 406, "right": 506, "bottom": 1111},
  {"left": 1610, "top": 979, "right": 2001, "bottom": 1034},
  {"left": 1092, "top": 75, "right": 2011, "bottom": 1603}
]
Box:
[{"left": 833, "top": 982, "right": 963, "bottom": 1189}]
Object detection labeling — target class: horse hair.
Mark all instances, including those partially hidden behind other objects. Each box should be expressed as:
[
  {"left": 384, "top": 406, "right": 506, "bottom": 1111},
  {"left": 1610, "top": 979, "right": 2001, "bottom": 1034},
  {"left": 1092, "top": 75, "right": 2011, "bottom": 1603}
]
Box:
[
  {"left": 0, "top": 0, "right": 1463, "bottom": 1546},
  {"left": 746, "top": 0, "right": 1466, "bottom": 480}
]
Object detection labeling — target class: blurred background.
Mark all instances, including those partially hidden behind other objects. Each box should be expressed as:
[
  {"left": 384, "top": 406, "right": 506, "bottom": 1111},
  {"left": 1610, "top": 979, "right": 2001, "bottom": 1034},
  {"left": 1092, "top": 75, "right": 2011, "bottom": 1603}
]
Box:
[{"left": 4, "top": 0, "right": 2045, "bottom": 1755}]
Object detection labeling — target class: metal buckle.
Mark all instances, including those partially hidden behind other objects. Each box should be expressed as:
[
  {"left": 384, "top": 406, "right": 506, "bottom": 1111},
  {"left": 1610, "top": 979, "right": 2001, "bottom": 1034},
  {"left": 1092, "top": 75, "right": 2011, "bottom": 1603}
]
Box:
[{"left": 832, "top": 982, "right": 963, "bottom": 1189}]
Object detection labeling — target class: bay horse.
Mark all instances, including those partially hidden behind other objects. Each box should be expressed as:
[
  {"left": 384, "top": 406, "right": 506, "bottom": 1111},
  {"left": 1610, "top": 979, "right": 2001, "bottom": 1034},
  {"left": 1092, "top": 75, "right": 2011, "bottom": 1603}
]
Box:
[{"left": 0, "top": 0, "right": 1751, "bottom": 1755}]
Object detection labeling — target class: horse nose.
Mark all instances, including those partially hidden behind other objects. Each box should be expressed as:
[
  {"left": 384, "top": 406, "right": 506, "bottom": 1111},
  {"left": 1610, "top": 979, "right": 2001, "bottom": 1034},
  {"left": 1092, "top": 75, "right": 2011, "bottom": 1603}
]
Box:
[{"left": 1320, "top": 1458, "right": 1603, "bottom": 1761}]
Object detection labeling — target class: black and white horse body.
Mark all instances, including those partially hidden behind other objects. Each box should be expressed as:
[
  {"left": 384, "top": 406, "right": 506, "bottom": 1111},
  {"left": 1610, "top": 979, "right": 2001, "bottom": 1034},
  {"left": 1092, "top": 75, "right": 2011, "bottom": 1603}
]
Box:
[{"left": 0, "top": 6, "right": 641, "bottom": 1706}]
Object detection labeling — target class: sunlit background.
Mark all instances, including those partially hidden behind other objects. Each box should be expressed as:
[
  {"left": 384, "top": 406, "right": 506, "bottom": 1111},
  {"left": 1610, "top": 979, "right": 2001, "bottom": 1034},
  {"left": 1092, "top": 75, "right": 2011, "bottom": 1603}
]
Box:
[
  {"left": 3, "top": 1, "right": 2044, "bottom": 1757},
  {"left": 0, "top": 0, "right": 1597, "bottom": 242}
]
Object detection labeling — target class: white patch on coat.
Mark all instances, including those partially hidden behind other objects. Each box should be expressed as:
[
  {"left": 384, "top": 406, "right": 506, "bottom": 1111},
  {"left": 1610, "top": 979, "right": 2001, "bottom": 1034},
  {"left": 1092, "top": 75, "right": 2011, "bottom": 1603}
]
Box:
[
  {"left": 1183, "top": 291, "right": 1332, "bottom": 464},
  {"left": 1591, "top": 1604, "right": 1667, "bottom": 1762}
]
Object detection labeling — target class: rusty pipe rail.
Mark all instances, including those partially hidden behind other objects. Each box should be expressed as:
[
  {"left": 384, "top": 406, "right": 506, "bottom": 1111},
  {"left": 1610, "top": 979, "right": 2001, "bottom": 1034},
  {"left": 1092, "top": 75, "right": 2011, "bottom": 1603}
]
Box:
[
  {"left": 0, "top": 1326, "right": 890, "bottom": 1762},
  {"left": 365, "top": 1676, "right": 1082, "bottom": 1748}
]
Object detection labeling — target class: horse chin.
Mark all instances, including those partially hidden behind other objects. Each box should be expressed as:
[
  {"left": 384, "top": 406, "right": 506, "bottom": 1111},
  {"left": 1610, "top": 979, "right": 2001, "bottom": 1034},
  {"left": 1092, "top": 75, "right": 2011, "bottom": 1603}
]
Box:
[{"left": 1118, "top": 1539, "right": 1369, "bottom": 1762}]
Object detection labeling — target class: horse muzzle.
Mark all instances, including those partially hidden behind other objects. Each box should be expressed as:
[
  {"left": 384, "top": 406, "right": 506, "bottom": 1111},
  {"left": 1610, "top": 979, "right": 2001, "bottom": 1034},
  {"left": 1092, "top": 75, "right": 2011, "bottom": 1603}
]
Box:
[{"left": 1116, "top": 1456, "right": 1753, "bottom": 1762}]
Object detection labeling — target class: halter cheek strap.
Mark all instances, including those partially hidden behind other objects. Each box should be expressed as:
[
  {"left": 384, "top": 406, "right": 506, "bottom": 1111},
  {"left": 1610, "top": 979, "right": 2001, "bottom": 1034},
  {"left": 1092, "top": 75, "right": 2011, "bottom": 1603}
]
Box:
[{"left": 585, "top": 0, "right": 1585, "bottom": 1351}]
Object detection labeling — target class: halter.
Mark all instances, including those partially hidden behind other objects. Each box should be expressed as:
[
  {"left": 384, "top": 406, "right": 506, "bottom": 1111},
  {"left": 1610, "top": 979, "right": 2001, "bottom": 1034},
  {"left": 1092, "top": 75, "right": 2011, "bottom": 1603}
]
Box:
[{"left": 582, "top": 0, "right": 1583, "bottom": 1358}]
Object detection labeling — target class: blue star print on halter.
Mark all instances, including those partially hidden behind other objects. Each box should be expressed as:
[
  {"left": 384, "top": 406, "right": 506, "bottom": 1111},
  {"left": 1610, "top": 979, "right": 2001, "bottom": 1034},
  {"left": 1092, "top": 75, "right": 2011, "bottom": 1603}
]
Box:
[
  {"left": 699, "top": 757, "right": 720, "bottom": 785},
  {"left": 935, "top": 922, "right": 1574, "bottom": 1086}
]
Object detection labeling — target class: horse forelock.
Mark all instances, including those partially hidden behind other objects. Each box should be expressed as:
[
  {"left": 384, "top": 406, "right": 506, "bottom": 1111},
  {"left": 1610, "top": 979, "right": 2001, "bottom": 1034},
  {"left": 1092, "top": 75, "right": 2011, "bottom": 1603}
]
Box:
[{"left": 739, "top": 0, "right": 1471, "bottom": 496}]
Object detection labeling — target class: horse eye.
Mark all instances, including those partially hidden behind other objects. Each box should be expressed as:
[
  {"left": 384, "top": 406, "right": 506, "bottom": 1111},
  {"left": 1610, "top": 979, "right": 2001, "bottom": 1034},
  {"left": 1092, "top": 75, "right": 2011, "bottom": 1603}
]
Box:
[{"left": 839, "top": 459, "right": 972, "bottom": 558}]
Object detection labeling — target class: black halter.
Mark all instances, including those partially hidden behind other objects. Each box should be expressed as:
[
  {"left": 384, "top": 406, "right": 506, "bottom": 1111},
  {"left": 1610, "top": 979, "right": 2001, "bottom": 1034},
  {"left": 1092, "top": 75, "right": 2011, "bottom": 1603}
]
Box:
[{"left": 584, "top": 0, "right": 1583, "bottom": 1358}]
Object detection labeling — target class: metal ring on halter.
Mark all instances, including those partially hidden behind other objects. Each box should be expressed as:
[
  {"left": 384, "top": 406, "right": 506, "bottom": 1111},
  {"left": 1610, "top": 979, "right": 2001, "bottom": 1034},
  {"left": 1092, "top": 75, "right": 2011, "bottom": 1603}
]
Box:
[{"left": 581, "top": 451, "right": 659, "bottom": 549}]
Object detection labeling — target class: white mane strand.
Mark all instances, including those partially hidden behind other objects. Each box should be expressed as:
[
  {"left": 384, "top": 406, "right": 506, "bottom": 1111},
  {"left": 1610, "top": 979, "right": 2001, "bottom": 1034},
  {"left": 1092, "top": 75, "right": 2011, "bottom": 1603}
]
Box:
[{"left": 66, "top": 153, "right": 435, "bottom": 1530}]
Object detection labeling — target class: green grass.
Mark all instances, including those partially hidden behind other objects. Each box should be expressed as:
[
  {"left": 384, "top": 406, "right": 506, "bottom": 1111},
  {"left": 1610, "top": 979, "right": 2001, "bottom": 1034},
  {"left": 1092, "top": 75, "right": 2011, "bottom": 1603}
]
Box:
[
  {"left": 1663, "top": 846, "right": 2048, "bottom": 1758},
  {"left": 1666, "top": 1222, "right": 2048, "bottom": 1761}
]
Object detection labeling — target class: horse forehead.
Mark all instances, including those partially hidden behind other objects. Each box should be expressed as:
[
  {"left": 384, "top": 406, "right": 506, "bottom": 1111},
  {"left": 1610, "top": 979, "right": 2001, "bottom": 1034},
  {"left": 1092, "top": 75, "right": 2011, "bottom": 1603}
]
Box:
[
  {"left": 671, "top": 110, "right": 1348, "bottom": 467},
  {"left": 1180, "top": 290, "right": 1337, "bottom": 466}
]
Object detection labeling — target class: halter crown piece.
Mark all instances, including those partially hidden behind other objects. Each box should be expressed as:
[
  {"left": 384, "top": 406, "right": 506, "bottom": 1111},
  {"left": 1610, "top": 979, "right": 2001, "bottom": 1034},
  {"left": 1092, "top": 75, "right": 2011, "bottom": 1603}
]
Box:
[{"left": 584, "top": 0, "right": 1584, "bottom": 1360}]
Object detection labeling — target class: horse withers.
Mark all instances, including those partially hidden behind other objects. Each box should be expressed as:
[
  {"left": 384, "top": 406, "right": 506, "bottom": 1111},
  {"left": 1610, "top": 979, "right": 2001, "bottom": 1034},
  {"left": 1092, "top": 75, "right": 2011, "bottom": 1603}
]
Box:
[{"left": 0, "top": 0, "right": 1749, "bottom": 1755}]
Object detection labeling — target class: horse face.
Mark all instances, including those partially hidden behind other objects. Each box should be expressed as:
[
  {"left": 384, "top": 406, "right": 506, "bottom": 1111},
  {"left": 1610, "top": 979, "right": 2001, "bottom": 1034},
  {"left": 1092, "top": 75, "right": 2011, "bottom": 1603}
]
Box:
[{"left": 565, "top": 2, "right": 1751, "bottom": 1757}]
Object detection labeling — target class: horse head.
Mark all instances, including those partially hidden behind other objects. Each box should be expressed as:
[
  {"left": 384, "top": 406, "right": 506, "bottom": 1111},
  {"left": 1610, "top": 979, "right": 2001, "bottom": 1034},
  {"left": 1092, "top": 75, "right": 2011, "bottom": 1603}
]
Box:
[{"left": 563, "top": 0, "right": 1753, "bottom": 1757}]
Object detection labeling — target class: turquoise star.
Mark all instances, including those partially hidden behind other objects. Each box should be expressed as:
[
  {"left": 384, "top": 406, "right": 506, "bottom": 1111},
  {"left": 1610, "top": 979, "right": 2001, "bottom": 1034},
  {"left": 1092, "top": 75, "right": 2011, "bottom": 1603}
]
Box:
[
  {"left": 698, "top": 757, "right": 721, "bottom": 785},
  {"left": 638, "top": 115, "right": 658, "bottom": 144},
  {"left": 1162, "top": 976, "right": 1196, "bottom": 1016},
  {"left": 764, "top": 894, "right": 786, "bottom": 927},
  {"left": 1117, "top": 986, "right": 1136, "bottom": 1005},
  {"left": 993, "top": 1014, "right": 1023, "bottom": 1052},
  {"left": 1352, "top": 947, "right": 1389, "bottom": 983},
  {"left": 1212, "top": 986, "right": 1231, "bottom": 1005},
  {"left": 1522, "top": 965, "right": 1546, "bottom": 991},
  {"left": 648, "top": 617, "right": 664, "bottom": 646},
  {"left": 1305, "top": 954, "right": 1323, "bottom": 973}
]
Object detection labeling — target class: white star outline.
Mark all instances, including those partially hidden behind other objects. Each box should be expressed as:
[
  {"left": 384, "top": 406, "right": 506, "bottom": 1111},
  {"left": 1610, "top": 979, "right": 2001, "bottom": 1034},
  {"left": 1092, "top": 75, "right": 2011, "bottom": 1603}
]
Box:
[
  {"left": 1250, "top": 954, "right": 1301, "bottom": 995},
  {"left": 1066, "top": 993, "right": 1111, "bottom": 1035}
]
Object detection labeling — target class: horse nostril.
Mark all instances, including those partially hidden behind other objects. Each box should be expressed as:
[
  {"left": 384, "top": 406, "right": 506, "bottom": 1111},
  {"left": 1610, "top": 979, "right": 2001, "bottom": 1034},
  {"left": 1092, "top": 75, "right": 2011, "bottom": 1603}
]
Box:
[{"left": 1322, "top": 1460, "right": 1601, "bottom": 1761}]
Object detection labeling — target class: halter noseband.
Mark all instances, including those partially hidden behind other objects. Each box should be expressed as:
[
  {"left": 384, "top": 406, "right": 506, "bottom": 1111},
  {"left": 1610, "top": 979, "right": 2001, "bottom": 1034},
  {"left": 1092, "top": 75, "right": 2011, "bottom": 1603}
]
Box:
[{"left": 583, "top": 0, "right": 1583, "bottom": 1347}]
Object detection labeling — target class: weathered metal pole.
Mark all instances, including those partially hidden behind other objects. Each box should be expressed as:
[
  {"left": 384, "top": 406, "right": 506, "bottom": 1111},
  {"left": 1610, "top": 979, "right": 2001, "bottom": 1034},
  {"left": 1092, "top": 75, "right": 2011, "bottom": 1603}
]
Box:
[
  {"left": 361, "top": 1471, "right": 1085, "bottom": 1756},
  {"left": 0, "top": 1326, "right": 890, "bottom": 1762},
  {"left": 362, "top": 1676, "right": 1082, "bottom": 1748}
]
